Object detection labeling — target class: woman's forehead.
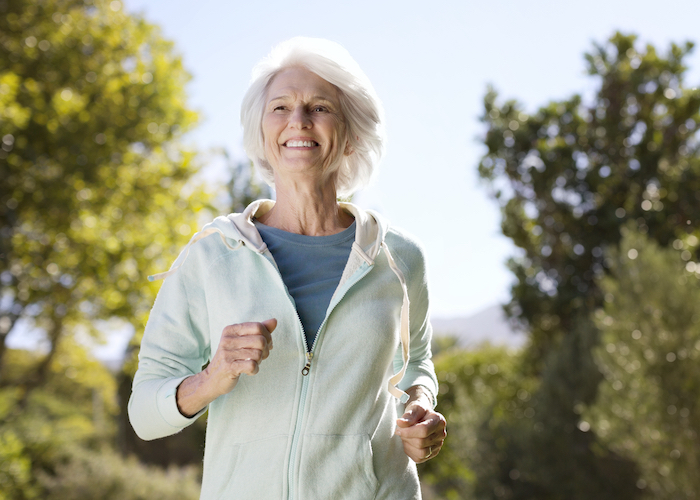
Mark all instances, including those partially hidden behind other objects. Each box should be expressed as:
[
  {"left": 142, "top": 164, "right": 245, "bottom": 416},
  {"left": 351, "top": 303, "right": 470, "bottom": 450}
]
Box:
[{"left": 267, "top": 67, "right": 339, "bottom": 101}]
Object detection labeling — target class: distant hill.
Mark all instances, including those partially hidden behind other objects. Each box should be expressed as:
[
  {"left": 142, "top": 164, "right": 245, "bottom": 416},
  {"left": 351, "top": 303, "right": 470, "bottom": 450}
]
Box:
[{"left": 431, "top": 305, "right": 527, "bottom": 349}]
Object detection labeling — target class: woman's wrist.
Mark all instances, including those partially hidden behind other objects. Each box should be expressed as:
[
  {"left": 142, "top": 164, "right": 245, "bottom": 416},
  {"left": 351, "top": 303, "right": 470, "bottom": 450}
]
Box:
[
  {"left": 405, "top": 385, "right": 433, "bottom": 409},
  {"left": 175, "top": 371, "right": 217, "bottom": 418}
]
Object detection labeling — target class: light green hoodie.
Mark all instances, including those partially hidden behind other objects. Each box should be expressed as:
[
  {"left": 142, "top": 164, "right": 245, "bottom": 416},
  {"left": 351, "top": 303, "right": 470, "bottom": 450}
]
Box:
[{"left": 128, "top": 200, "right": 438, "bottom": 499}]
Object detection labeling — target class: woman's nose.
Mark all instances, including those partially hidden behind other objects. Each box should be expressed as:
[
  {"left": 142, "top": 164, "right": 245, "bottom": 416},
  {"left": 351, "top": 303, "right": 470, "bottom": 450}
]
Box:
[{"left": 289, "top": 107, "right": 312, "bottom": 129}]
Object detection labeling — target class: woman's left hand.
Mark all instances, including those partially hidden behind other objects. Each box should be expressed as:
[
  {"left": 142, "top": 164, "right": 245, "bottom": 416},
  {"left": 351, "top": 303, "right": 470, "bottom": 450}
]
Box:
[{"left": 395, "top": 386, "right": 447, "bottom": 463}]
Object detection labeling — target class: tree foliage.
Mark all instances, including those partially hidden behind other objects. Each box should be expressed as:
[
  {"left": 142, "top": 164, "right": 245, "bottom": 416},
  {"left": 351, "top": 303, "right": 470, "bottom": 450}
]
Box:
[
  {"left": 479, "top": 32, "right": 700, "bottom": 362},
  {"left": 587, "top": 227, "right": 700, "bottom": 499},
  {"left": 476, "top": 317, "right": 640, "bottom": 500},
  {"left": 224, "top": 154, "right": 272, "bottom": 214},
  {"left": 0, "top": 0, "right": 214, "bottom": 496},
  {"left": 0, "top": 342, "right": 116, "bottom": 498},
  {"left": 0, "top": 344, "right": 200, "bottom": 499},
  {"left": 476, "top": 32, "right": 700, "bottom": 498},
  {"left": 0, "top": 0, "right": 209, "bottom": 397}
]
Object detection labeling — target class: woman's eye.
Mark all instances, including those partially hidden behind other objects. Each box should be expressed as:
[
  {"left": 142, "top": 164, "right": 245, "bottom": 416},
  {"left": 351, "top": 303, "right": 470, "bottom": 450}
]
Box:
[{"left": 313, "top": 106, "right": 327, "bottom": 112}]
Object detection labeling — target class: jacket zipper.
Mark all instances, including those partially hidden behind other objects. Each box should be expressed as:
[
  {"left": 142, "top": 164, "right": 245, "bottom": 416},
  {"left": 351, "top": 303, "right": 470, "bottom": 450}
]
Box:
[
  {"left": 257, "top": 250, "right": 309, "bottom": 500},
  {"left": 299, "top": 262, "right": 374, "bottom": 377},
  {"left": 260, "top": 248, "right": 374, "bottom": 500},
  {"left": 287, "top": 263, "right": 373, "bottom": 500}
]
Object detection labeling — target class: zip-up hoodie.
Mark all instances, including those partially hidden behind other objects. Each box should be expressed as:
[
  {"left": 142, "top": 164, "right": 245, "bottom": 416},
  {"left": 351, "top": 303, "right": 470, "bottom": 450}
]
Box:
[{"left": 128, "top": 200, "right": 438, "bottom": 500}]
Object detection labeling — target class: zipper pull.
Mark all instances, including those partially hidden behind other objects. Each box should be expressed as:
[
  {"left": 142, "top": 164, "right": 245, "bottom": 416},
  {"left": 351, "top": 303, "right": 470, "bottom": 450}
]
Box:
[{"left": 301, "top": 352, "right": 314, "bottom": 376}]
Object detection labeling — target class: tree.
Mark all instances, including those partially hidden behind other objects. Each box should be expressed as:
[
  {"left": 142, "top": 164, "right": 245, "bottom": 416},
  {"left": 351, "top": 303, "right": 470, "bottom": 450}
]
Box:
[
  {"left": 476, "top": 32, "right": 699, "bottom": 497},
  {"left": 479, "top": 32, "right": 700, "bottom": 363},
  {"left": 471, "top": 315, "right": 639, "bottom": 500},
  {"left": 0, "top": 0, "right": 209, "bottom": 401},
  {"left": 37, "top": 447, "right": 201, "bottom": 500},
  {"left": 586, "top": 226, "right": 700, "bottom": 499},
  {"left": 0, "top": 340, "right": 117, "bottom": 499},
  {"left": 0, "top": 342, "right": 201, "bottom": 499}
]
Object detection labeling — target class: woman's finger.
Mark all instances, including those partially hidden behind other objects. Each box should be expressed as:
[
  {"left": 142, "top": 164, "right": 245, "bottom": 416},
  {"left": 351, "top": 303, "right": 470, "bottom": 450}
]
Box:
[
  {"left": 402, "top": 439, "right": 444, "bottom": 463},
  {"left": 395, "top": 411, "right": 446, "bottom": 439},
  {"left": 398, "top": 430, "right": 445, "bottom": 450}
]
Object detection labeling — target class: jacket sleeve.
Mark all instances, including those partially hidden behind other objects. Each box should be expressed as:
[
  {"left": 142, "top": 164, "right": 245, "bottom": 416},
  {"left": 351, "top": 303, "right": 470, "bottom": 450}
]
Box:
[
  {"left": 391, "top": 235, "right": 439, "bottom": 407},
  {"left": 128, "top": 261, "right": 211, "bottom": 441}
]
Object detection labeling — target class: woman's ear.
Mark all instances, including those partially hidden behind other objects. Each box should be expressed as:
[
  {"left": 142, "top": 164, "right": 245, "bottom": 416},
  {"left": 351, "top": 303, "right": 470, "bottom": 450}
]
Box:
[{"left": 344, "top": 135, "right": 359, "bottom": 156}]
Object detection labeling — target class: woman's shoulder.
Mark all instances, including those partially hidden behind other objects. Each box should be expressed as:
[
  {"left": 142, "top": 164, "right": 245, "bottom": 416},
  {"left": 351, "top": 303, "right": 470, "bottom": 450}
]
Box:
[
  {"left": 384, "top": 225, "right": 428, "bottom": 275},
  {"left": 385, "top": 225, "right": 426, "bottom": 255}
]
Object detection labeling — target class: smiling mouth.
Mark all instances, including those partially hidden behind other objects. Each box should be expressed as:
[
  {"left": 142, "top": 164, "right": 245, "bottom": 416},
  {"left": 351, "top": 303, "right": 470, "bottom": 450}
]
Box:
[{"left": 284, "top": 140, "right": 319, "bottom": 148}]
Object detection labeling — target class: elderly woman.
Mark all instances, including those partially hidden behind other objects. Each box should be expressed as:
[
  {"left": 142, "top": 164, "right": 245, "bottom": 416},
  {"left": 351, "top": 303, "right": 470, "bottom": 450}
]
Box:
[{"left": 129, "top": 37, "right": 446, "bottom": 499}]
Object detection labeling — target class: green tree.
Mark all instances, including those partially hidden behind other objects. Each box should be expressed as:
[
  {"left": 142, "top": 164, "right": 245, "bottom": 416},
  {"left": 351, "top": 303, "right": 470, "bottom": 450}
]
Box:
[
  {"left": 479, "top": 32, "right": 700, "bottom": 363},
  {"left": 477, "top": 32, "right": 699, "bottom": 497},
  {"left": 0, "top": 340, "right": 117, "bottom": 499},
  {"left": 586, "top": 226, "right": 700, "bottom": 499},
  {"left": 0, "top": 0, "right": 217, "bottom": 496},
  {"left": 0, "top": 0, "right": 208, "bottom": 401},
  {"left": 0, "top": 342, "right": 202, "bottom": 499},
  {"left": 469, "top": 314, "right": 638, "bottom": 500}
]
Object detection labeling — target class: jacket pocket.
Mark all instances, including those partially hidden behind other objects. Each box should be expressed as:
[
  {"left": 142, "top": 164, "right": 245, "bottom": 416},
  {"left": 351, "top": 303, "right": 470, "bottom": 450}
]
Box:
[
  {"left": 298, "top": 434, "right": 379, "bottom": 500},
  {"left": 201, "top": 435, "right": 287, "bottom": 499}
]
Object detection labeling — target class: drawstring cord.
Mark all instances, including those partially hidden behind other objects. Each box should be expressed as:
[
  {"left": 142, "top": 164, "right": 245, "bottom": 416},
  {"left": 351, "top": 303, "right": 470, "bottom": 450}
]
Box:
[{"left": 382, "top": 242, "right": 411, "bottom": 404}]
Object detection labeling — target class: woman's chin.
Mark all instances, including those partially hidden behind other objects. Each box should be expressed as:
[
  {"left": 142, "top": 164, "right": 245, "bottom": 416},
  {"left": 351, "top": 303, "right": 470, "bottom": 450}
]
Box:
[{"left": 274, "top": 158, "right": 338, "bottom": 178}]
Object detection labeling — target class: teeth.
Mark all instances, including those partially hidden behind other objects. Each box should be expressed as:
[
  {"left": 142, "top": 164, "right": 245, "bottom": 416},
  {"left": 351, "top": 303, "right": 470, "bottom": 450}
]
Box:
[{"left": 286, "top": 140, "right": 316, "bottom": 148}]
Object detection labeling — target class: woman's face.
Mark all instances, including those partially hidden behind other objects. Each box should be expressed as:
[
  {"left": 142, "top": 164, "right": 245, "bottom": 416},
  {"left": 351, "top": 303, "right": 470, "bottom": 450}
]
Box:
[{"left": 262, "top": 67, "right": 348, "bottom": 181}]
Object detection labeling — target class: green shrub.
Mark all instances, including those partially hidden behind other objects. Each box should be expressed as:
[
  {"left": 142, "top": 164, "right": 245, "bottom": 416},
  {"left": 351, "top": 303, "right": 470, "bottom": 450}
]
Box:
[{"left": 38, "top": 447, "right": 201, "bottom": 500}]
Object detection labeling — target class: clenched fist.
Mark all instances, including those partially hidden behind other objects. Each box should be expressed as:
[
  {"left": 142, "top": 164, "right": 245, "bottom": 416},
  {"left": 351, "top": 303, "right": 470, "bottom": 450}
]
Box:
[
  {"left": 176, "top": 319, "right": 277, "bottom": 417},
  {"left": 395, "top": 385, "right": 447, "bottom": 463}
]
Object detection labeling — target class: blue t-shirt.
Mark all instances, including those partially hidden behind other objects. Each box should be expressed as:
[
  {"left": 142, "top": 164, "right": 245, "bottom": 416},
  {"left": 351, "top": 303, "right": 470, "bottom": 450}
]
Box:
[{"left": 254, "top": 220, "right": 356, "bottom": 349}]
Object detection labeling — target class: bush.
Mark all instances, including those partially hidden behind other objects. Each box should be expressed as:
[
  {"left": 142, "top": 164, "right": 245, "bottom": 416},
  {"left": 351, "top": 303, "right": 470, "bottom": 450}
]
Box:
[{"left": 38, "top": 447, "right": 200, "bottom": 500}]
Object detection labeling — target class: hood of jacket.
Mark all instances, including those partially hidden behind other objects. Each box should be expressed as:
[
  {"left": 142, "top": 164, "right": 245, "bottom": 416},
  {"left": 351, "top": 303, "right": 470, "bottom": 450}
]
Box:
[{"left": 150, "top": 199, "right": 390, "bottom": 282}]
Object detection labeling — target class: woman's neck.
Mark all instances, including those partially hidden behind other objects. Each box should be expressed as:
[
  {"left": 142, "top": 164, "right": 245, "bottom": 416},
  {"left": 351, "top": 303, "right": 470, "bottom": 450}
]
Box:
[{"left": 257, "top": 176, "right": 354, "bottom": 236}]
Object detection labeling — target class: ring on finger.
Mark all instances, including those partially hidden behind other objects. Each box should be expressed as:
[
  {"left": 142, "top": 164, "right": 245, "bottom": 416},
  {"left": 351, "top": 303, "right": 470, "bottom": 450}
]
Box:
[{"left": 425, "top": 446, "right": 433, "bottom": 459}]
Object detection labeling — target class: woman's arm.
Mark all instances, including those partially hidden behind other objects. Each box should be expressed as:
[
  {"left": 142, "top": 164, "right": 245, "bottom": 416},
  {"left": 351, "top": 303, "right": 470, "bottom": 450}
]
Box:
[
  {"left": 389, "top": 232, "right": 439, "bottom": 405},
  {"left": 128, "top": 262, "right": 213, "bottom": 440},
  {"left": 386, "top": 232, "right": 445, "bottom": 461}
]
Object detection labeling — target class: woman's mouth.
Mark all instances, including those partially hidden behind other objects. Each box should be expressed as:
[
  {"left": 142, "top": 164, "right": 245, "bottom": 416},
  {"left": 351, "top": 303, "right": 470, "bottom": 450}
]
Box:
[{"left": 284, "top": 140, "right": 319, "bottom": 148}]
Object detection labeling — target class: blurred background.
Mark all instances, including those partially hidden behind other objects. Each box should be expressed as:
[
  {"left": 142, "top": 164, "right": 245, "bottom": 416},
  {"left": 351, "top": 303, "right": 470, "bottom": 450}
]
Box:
[{"left": 1, "top": 0, "right": 699, "bottom": 498}]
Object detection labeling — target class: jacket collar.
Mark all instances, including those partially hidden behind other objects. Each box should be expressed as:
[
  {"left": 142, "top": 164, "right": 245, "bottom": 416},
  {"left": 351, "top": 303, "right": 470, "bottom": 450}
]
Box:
[{"left": 223, "top": 199, "right": 388, "bottom": 262}]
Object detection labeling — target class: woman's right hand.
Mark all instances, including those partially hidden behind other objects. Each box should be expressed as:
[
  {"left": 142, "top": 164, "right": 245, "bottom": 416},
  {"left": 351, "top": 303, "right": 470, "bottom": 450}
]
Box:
[
  {"left": 205, "top": 319, "right": 277, "bottom": 396},
  {"left": 175, "top": 318, "right": 277, "bottom": 417}
]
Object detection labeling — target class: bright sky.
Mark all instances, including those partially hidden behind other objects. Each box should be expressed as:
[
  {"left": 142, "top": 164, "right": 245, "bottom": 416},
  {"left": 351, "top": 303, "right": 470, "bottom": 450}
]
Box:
[{"left": 124, "top": 0, "right": 700, "bottom": 318}]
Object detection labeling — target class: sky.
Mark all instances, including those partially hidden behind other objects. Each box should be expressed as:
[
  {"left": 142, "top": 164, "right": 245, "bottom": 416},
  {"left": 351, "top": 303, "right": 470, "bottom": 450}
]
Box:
[{"left": 122, "top": 0, "right": 700, "bottom": 318}]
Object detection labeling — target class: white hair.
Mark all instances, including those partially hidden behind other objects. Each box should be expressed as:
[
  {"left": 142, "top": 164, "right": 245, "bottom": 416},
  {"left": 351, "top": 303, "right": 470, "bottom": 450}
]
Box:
[{"left": 241, "top": 37, "right": 386, "bottom": 198}]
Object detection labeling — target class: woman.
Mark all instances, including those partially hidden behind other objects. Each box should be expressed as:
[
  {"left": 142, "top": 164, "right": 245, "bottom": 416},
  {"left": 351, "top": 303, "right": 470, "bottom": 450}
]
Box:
[{"left": 129, "top": 37, "right": 446, "bottom": 499}]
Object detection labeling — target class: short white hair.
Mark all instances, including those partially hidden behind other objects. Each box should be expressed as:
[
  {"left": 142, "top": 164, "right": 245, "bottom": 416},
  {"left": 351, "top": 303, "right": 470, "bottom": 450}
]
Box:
[{"left": 241, "top": 37, "right": 386, "bottom": 198}]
